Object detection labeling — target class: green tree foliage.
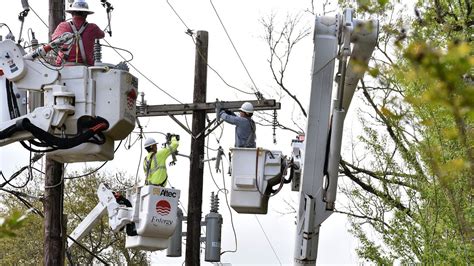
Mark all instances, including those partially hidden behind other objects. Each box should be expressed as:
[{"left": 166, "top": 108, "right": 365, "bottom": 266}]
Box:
[
  {"left": 65, "top": 170, "right": 148, "bottom": 265},
  {"left": 336, "top": 0, "right": 473, "bottom": 263},
  {"left": 0, "top": 211, "right": 28, "bottom": 238},
  {"left": 0, "top": 170, "right": 149, "bottom": 264}
]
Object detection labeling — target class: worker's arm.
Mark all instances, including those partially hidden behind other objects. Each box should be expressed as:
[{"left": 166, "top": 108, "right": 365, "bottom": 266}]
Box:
[
  {"left": 169, "top": 136, "right": 179, "bottom": 153},
  {"left": 219, "top": 110, "right": 244, "bottom": 126},
  {"left": 157, "top": 136, "right": 179, "bottom": 160},
  {"left": 89, "top": 23, "right": 105, "bottom": 39}
]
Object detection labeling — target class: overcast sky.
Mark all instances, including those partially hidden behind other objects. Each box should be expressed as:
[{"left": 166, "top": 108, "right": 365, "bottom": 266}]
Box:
[{"left": 0, "top": 0, "right": 362, "bottom": 265}]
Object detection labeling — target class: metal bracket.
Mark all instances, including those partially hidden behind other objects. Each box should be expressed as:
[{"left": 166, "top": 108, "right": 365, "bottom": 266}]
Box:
[{"left": 168, "top": 114, "right": 193, "bottom": 136}]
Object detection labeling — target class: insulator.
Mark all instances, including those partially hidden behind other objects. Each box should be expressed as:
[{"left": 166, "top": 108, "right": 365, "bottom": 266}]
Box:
[
  {"left": 30, "top": 39, "right": 38, "bottom": 49},
  {"left": 94, "top": 39, "right": 102, "bottom": 63},
  {"left": 272, "top": 109, "right": 277, "bottom": 144},
  {"left": 210, "top": 192, "right": 219, "bottom": 213},
  {"left": 115, "top": 61, "right": 129, "bottom": 71}
]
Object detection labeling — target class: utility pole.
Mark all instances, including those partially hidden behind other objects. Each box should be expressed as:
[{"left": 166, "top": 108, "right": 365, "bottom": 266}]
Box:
[
  {"left": 136, "top": 34, "right": 281, "bottom": 265},
  {"left": 44, "top": 0, "right": 65, "bottom": 265},
  {"left": 185, "top": 30, "right": 208, "bottom": 266}
]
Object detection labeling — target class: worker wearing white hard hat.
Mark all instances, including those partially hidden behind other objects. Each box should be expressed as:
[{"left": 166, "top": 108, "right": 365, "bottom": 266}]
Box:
[
  {"left": 51, "top": 0, "right": 104, "bottom": 66},
  {"left": 143, "top": 135, "right": 180, "bottom": 186},
  {"left": 218, "top": 102, "right": 256, "bottom": 148}
]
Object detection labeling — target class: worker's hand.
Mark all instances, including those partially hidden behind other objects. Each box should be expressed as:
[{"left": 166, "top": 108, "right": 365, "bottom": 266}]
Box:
[
  {"left": 174, "top": 135, "right": 180, "bottom": 141},
  {"left": 224, "top": 110, "right": 234, "bottom": 116}
]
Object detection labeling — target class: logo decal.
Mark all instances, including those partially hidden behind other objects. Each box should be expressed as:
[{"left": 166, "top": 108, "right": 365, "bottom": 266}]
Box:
[
  {"left": 156, "top": 200, "right": 171, "bottom": 216},
  {"left": 126, "top": 88, "right": 137, "bottom": 110}
]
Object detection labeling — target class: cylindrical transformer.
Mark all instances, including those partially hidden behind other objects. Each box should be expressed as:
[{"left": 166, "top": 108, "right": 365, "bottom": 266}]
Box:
[
  {"left": 167, "top": 208, "right": 183, "bottom": 257},
  {"left": 204, "top": 212, "right": 223, "bottom": 262}
]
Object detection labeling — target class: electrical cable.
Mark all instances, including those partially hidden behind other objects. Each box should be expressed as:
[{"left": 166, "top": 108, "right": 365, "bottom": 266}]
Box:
[
  {"left": 206, "top": 136, "right": 221, "bottom": 190},
  {"left": 166, "top": 1, "right": 254, "bottom": 97},
  {"left": 28, "top": 4, "right": 48, "bottom": 28},
  {"left": 209, "top": 0, "right": 264, "bottom": 100},
  {"left": 219, "top": 159, "right": 238, "bottom": 255},
  {"left": 0, "top": 153, "right": 43, "bottom": 188},
  {"left": 101, "top": 38, "right": 183, "bottom": 104},
  {"left": 100, "top": 44, "right": 133, "bottom": 62},
  {"left": 254, "top": 215, "right": 282, "bottom": 265},
  {"left": 134, "top": 136, "right": 143, "bottom": 185},
  {"left": 166, "top": 0, "right": 192, "bottom": 33},
  {"left": 0, "top": 187, "right": 110, "bottom": 264}
]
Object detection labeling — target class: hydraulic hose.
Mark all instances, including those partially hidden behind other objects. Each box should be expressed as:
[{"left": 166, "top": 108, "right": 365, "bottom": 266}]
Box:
[{"left": 0, "top": 116, "right": 109, "bottom": 151}]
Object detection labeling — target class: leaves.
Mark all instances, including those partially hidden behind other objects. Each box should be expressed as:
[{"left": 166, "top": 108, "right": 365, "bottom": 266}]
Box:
[
  {"left": 0, "top": 211, "right": 27, "bottom": 238},
  {"left": 336, "top": 0, "right": 474, "bottom": 263}
]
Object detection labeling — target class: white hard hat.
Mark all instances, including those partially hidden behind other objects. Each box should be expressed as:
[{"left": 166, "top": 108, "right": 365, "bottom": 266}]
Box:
[
  {"left": 239, "top": 102, "right": 254, "bottom": 113},
  {"left": 144, "top": 138, "right": 158, "bottom": 148},
  {"left": 66, "top": 0, "right": 94, "bottom": 14}
]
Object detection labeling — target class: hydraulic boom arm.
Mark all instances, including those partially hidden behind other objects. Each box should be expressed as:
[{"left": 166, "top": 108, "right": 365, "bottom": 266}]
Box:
[{"left": 294, "top": 9, "right": 378, "bottom": 265}]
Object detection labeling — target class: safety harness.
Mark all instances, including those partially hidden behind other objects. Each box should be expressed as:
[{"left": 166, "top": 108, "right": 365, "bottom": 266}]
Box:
[{"left": 68, "top": 21, "right": 88, "bottom": 64}]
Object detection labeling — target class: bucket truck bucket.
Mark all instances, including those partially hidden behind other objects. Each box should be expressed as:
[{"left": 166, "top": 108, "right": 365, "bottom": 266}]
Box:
[
  {"left": 229, "top": 148, "right": 283, "bottom": 214},
  {"left": 125, "top": 186, "right": 181, "bottom": 251},
  {"left": 46, "top": 66, "right": 138, "bottom": 163}
]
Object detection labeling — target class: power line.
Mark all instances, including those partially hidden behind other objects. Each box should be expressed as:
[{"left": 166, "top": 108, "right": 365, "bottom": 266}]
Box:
[
  {"left": 209, "top": 0, "right": 264, "bottom": 100},
  {"left": 254, "top": 215, "right": 282, "bottom": 265},
  {"left": 166, "top": 0, "right": 192, "bottom": 33},
  {"left": 29, "top": 4, "right": 48, "bottom": 28},
  {"left": 166, "top": 0, "right": 255, "bottom": 97},
  {"left": 101, "top": 38, "right": 183, "bottom": 104}
]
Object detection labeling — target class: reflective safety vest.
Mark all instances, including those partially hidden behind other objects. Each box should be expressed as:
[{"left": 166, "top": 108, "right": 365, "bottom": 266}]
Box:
[{"left": 143, "top": 138, "right": 179, "bottom": 186}]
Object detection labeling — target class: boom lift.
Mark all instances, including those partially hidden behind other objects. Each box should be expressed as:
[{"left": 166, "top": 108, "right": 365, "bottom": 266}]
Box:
[
  {"left": 293, "top": 9, "right": 378, "bottom": 265},
  {"left": 68, "top": 183, "right": 182, "bottom": 251},
  {"left": 226, "top": 8, "right": 378, "bottom": 265},
  {"left": 0, "top": 32, "right": 138, "bottom": 162}
]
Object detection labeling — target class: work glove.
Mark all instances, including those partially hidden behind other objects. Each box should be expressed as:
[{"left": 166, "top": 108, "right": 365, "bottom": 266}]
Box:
[
  {"left": 224, "top": 109, "right": 234, "bottom": 116},
  {"left": 172, "top": 134, "right": 180, "bottom": 141}
]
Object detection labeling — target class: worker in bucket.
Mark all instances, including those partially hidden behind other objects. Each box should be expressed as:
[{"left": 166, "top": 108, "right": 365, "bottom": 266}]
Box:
[
  {"left": 218, "top": 102, "right": 256, "bottom": 148},
  {"left": 52, "top": 0, "right": 105, "bottom": 66},
  {"left": 143, "top": 134, "right": 179, "bottom": 187}
]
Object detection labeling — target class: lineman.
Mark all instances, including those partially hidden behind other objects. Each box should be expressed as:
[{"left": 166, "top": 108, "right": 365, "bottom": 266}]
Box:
[
  {"left": 219, "top": 102, "right": 256, "bottom": 148},
  {"left": 52, "top": 0, "right": 105, "bottom": 66},
  {"left": 143, "top": 134, "right": 179, "bottom": 187}
]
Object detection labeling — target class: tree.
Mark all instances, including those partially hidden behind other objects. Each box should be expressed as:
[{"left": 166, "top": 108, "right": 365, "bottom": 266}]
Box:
[
  {"left": 259, "top": 0, "right": 473, "bottom": 263},
  {"left": 337, "top": 0, "right": 473, "bottom": 263},
  {"left": 0, "top": 169, "right": 149, "bottom": 264}
]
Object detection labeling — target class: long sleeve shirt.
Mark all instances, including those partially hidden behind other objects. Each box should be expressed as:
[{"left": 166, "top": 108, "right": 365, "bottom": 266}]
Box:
[
  {"left": 219, "top": 111, "right": 256, "bottom": 148},
  {"left": 52, "top": 16, "right": 105, "bottom": 66},
  {"left": 143, "top": 137, "right": 179, "bottom": 186}
]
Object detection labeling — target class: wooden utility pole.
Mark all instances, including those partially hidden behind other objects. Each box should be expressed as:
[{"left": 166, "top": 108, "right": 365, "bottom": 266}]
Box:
[
  {"left": 135, "top": 34, "right": 281, "bottom": 265},
  {"left": 185, "top": 30, "right": 208, "bottom": 265},
  {"left": 44, "top": 0, "right": 65, "bottom": 265}
]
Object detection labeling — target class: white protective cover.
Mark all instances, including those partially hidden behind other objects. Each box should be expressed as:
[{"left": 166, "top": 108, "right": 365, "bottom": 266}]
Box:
[
  {"left": 48, "top": 66, "right": 137, "bottom": 162},
  {"left": 229, "top": 148, "right": 282, "bottom": 214},
  {"left": 126, "top": 186, "right": 181, "bottom": 251}
]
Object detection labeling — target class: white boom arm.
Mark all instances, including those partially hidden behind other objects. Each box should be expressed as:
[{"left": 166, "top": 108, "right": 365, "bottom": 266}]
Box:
[
  {"left": 294, "top": 9, "right": 378, "bottom": 265},
  {"left": 68, "top": 183, "right": 133, "bottom": 248}
]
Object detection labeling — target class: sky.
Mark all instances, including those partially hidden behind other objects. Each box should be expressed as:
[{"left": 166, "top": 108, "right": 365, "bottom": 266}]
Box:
[{"left": 0, "top": 0, "right": 363, "bottom": 265}]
